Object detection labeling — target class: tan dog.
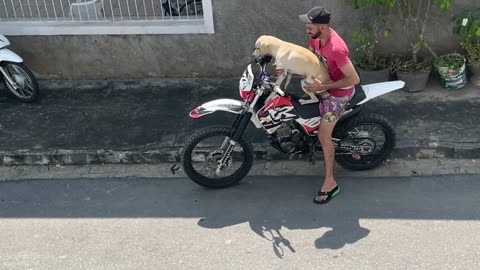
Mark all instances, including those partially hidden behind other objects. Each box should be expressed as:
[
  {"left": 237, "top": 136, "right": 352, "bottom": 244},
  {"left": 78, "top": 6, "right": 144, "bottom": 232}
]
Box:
[{"left": 253, "top": 35, "right": 330, "bottom": 104}]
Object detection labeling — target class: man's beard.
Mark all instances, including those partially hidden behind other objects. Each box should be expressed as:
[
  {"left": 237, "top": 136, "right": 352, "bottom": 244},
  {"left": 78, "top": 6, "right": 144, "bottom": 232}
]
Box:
[{"left": 311, "top": 32, "right": 321, "bottom": 39}]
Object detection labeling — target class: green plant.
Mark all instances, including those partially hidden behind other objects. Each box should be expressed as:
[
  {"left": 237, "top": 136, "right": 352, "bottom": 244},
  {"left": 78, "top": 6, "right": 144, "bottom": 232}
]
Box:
[
  {"left": 351, "top": 24, "right": 390, "bottom": 70},
  {"left": 453, "top": 9, "right": 480, "bottom": 40},
  {"left": 434, "top": 53, "right": 465, "bottom": 79},
  {"left": 346, "top": 0, "right": 393, "bottom": 71},
  {"left": 346, "top": 0, "right": 454, "bottom": 72},
  {"left": 434, "top": 54, "right": 464, "bottom": 70},
  {"left": 453, "top": 9, "right": 480, "bottom": 68},
  {"left": 397, "top": 0, "right": 453, "bottom": 64},
  {"left": 392, "top": 57, "right": 433, "bottom": 73},
  {"left": 345, "top": 0, "right": 396, "bottom": 9}
]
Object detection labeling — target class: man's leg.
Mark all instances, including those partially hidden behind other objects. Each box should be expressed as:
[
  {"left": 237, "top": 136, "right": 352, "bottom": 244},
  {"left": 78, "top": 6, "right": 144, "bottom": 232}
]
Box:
[
  {"left": 315, "top": 116, "right": 337, "bottom": 202},
  {"left": 314, "top": 93, "right": 352, "bottom": 203}
]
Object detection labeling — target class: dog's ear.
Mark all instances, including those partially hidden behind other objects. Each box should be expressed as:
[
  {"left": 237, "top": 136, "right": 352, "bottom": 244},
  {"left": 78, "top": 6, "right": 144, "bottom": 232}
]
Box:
[{"left": 257, "top": 40, "right": 270, "bottom": 51}]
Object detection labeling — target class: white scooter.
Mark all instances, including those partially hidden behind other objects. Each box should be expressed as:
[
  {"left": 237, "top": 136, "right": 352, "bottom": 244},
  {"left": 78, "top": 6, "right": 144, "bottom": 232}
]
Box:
[{"left": 0, "top": 35, "right": 39, "bottom": 102}]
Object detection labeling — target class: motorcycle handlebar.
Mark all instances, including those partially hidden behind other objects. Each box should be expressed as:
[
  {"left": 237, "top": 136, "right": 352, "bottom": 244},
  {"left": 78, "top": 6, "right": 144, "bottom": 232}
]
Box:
[
  {"left": 256, "top": 55, "right": 273, "bottom": 66},
  {"left": 272, "top": 85, "right": 286, "bottom": 96},
  {"left": 262, "top": 81, "right": 286, "bottom": 97}
]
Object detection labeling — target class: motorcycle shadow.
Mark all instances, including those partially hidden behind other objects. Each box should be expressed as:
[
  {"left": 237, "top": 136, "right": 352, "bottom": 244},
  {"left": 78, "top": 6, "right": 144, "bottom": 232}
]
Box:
[{"left": 194, "top": 176, "right": 372, "bottom": 257}]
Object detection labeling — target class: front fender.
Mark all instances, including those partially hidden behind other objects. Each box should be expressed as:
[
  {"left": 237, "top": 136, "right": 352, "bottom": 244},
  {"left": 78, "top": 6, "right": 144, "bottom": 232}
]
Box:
[
  {"left": 189, "top": 99, "right": 245, "bottom": 119},
  {"left": 0, "top": 49, "right": 23, "bottom": 63}
]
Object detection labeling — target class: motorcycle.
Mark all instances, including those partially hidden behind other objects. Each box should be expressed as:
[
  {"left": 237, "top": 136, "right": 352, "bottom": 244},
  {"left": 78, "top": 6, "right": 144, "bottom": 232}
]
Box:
[
  {"left": 182, "top": 55, "right": 404, "bottom": 188},
  {"left": 0, "top": 35, "right": 39, "bottom": 102}
]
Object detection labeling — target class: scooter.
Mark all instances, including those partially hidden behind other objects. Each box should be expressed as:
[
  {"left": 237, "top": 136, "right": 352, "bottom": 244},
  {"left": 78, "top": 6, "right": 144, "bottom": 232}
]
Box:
[{"left": 0, "top": 35, "right": 39, "bottom": 102}]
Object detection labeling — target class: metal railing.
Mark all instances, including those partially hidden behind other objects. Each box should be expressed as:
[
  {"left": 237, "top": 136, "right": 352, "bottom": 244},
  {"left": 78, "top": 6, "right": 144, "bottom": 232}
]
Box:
[
  {"left": 0, "top": 0, "right": 213, "bottom": 35},
  {"left": 0, "top": 0, "right": 204, "bottom": 22}
]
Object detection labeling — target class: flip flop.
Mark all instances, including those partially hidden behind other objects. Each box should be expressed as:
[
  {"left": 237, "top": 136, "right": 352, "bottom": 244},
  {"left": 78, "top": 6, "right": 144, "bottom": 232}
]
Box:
[{"left": 313, "top": 186, "right": 340, "bottom": 205}]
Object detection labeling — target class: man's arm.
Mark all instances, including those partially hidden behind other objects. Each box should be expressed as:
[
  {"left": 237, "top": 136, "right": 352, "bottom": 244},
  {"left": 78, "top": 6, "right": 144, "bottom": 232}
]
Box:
[{"left": 304, "top": 61, "right": 360, "bottom": 93}]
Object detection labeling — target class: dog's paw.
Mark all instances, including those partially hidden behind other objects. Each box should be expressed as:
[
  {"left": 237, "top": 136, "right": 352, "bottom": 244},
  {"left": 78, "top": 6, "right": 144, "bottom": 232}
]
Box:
[{"left": 299, "top": 98, "right": 317, "bottom": 105}]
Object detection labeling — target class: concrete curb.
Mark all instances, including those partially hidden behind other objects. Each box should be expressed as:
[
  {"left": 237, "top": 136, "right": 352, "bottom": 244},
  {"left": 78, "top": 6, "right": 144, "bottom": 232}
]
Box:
[
  {"left": 1, "top": 140, "right": 479, "bottom": 166},
  {"left": 1, "top": 159, "right": 479, "bottom": 181}
]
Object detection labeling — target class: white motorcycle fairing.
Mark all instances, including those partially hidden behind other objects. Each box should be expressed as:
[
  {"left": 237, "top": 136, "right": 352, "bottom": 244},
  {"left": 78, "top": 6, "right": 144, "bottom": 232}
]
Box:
[
  {"left": 0, "top": 49, "right": 23, "bottom": 63},
  {"left": 358, "top": 80, "right": 405, "bottom": 105},
  {"left": 190, "top": 98, "right": 263, "bottom": 128},
  {"left": 190, "top": 99, "right": 245, "bottom": 118}
]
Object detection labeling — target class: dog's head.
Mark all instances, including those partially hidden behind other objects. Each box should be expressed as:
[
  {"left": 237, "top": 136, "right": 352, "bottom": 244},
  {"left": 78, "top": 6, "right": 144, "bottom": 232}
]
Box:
[{"left": 252, "top": 35, "right": 275, "bottom": 60}]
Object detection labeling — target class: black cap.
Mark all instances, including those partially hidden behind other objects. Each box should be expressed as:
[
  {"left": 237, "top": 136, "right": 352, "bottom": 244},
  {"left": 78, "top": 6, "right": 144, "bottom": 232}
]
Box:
[{"left": 299, "top": 6, "right": 331, "bottom": 24}]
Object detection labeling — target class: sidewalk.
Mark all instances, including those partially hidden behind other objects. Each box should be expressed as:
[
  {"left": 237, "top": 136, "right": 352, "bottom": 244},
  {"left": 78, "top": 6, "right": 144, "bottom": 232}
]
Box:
[{"left": 0, "top": 78, "right": 479, "bottom": 166}]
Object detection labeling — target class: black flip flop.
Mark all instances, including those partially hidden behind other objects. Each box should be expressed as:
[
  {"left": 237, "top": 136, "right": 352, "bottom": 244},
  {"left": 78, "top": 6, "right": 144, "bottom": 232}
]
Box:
[{"left": 313, "top": 186, "right": 340, "bottom": 205}]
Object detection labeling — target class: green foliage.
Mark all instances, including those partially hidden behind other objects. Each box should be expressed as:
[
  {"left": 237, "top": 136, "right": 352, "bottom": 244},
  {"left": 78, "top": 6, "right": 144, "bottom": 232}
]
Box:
[
  {"left": 351, "top": 24, "right": 390, "bottom": 70},
  {"left": 345, "top": 0, "right": 395, "bottom": 9},
  {"left": 346, "top": 0, "right": 456, "bottom": 72},
  {"left": 345, "top": 0, "right": 393, "bottom": 70},
  {"left": 434, "top": 53, "right": 464, "bottom": 70},
  {"left": 453, "top": 9, "right": 480, "bottom": 65},
  {"left": 345, "top": 0, "right": 453, "bottom": 10},
  {"left": 392, "top": 58, "right": 433, "bottom": 73},
  {"left": 433, "top": 0, "right": 453, "bottom": 10}
]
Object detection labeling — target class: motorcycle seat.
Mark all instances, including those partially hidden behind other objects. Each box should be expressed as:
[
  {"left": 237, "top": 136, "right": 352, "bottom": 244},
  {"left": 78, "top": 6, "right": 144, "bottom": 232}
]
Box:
[
  {"left": 290, "top": 84, "right": 366, "bottom": 119},
  {"left": 290, "top": 95, "right": 320, "bottom": 119},
  {"left": 345, "top": 85, "right": 366, "bottom": 110}
]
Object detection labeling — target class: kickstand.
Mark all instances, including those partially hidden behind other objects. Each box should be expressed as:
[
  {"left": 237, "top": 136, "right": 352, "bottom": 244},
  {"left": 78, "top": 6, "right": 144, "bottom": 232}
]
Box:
[{"left": 170, "top": 164, "right": 181, "bottom": 174}]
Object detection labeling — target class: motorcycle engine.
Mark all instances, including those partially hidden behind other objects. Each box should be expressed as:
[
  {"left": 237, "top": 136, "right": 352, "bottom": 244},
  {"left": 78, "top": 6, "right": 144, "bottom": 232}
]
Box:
[{"left": 269, "top": 123, "right": 306, "bottom": 153}]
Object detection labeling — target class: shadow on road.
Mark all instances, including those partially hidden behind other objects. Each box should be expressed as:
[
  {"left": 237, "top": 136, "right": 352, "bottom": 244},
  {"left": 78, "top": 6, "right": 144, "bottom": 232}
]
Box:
[{"left": 1, "top": 175, "right": 479, "bottom": 258}]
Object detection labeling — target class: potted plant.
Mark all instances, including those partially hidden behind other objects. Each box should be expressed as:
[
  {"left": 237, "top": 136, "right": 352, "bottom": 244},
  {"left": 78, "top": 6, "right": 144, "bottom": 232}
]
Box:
[
  {"left": 346, "top": 0, "right": 454, "bottom": 91},
  {"left": 351, "top": 24, "right": 392, "bottom": 84},
  {"left": 392, "top": 57, "right": 433, "bottom": 92},
  {"left": 345, "top": 0, "right": 393, "bottom": 84},
  {"left": 392, "top": 0, "right": 454, "bottom": 92},
  {"left": 453, "top": 8, "right": 480, "bottom": 87},
  {"left": 434, "top": 53, "right": 467, "bottom": 89}
]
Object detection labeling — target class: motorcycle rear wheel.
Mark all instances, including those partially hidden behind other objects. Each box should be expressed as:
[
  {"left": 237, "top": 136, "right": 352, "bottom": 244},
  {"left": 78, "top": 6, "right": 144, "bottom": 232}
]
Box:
[
  {"left": 182, "top": 126, "right": 254, "bottom": 188},
  {"left": 334, "top": 113, "right": 395, "bottom": 171}
]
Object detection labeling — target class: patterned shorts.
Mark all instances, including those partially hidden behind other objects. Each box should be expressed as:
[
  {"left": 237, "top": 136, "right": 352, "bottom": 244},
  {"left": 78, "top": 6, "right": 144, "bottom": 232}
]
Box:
[{"left": 318, "top": 91, "right": 354, "bottom": 123}]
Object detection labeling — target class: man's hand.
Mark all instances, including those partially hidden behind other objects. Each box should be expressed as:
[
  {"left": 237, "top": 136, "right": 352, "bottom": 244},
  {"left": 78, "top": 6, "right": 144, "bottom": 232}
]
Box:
[{"left": 304, "top": 79, "right": 330, "bottom": 93}]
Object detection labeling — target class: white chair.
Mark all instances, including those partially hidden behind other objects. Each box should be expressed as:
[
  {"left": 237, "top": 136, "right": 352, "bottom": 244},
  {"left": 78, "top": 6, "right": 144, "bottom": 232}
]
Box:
[{"left": 70, "top": 0, "right": 104, "bottom": 20}]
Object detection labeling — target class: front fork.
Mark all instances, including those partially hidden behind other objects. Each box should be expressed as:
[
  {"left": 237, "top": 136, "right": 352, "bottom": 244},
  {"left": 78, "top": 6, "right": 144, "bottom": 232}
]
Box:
[
  {"left": 0, "top": 66, "right": 17, "bottom": 89},
  {"left": 215, "top": 111, "right": 253, "bottom": 174}
]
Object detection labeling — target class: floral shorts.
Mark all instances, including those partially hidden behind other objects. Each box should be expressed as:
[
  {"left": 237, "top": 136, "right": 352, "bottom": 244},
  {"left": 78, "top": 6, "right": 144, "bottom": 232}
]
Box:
[{"left": 318, "top": 91, "right": 354, "bottom": 123}]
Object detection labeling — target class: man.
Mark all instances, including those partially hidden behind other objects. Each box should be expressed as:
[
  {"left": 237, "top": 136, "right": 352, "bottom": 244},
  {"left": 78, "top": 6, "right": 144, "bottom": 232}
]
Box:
[{"left": 299, "top": 6, "right": 360, "bottom": 204}]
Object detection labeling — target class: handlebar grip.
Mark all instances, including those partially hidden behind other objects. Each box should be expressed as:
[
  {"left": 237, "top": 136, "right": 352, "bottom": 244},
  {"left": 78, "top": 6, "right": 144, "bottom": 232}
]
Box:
[{"left": 273, "top": 85, "right": 286, "bottom": 96}]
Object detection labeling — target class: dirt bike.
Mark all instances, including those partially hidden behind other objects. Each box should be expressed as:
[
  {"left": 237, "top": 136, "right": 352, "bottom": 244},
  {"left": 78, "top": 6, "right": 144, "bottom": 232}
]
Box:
[
  {"left": 0, "top": 35, "right": 39, "bottom": 102},
  {"left": 182, "top": 55, "right": 404, "bottom": 188}
]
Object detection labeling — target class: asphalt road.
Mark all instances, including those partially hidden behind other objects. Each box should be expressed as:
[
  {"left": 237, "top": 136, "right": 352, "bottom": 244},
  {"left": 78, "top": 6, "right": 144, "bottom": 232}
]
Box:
[{"left": 1, "top": 175, "right": 479, "bottom": 269}]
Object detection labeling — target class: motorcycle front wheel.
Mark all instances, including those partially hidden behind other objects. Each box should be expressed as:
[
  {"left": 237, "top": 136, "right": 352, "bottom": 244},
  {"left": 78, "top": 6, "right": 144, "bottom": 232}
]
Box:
[
  {"left": 182, "top": 126, "right": 254, "bottom": 188},
  {"left": 1, "top": 62, "right": 39, "bottom": 102},
  {"left": 334, "top": 113, "right": 395, "bottom": 171}
]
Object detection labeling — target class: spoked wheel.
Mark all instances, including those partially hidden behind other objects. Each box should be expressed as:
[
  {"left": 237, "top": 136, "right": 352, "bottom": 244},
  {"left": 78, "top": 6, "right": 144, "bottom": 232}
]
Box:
[
  {"left": 1, "top": 62, "right": 39, "bottom": 102},
  {"left": 334, "top": 113, "right": 395, "bottom": 171},
  {"left": 182, "top": 126, "right": 254, "bottom": 188}
]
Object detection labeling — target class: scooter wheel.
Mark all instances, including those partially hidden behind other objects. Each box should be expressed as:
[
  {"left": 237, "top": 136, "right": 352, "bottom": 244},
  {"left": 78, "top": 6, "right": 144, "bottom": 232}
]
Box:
[{"left": 1, "top": 62, "right": 40, "bottom": 103}]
